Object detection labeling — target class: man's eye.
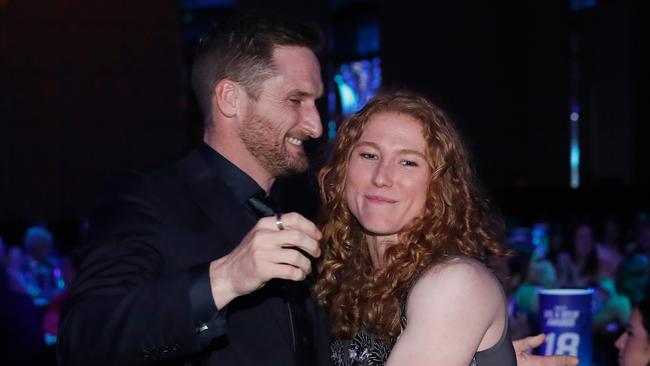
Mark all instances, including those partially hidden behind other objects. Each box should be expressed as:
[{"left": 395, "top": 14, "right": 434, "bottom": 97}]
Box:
[{"left": 289, "top": 98, "right": 301, "bottom": 105}]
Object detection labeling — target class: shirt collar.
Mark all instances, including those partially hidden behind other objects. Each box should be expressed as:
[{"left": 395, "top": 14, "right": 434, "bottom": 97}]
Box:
[{"left": 197, "top": 143, "right": 264, "bottom": 206}]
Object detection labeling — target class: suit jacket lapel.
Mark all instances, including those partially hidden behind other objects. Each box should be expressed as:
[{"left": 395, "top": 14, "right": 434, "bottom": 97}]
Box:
[
  {"left": 178, "top": 149, "right": 250, "bottom": 250},
  {"left": 177, "top": 149, "right": 295, "bottom": 349}
]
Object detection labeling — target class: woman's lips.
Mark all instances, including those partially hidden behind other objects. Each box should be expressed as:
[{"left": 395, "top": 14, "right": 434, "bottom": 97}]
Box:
[{"left": 365, "top": 194, "right": 398, "bottom": 204}]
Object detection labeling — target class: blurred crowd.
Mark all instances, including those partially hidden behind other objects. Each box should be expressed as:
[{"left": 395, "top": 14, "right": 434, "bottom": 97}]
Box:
[
  {"left": 493, "top": 213, "right": 650, "bottom": 365},
  {"left": 0, "top": 224, "right": 81, "bottom": 365}
]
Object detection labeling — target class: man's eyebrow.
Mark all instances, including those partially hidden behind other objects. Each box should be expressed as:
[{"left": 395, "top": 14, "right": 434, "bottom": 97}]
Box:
[{"left": 288, "top": 89, "right": 323, "bottom": 99}]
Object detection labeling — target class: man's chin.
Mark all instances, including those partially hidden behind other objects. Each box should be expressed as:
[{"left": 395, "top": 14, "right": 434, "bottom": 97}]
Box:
[
  {"left": 286, "top": 161, "right": 309, "bottom": 175},
  {"left": 263, "top": 154, "right": 308, "bottom": 177},
  {"left": 289, "top": 149, "right": 310, "bottom": 168}
]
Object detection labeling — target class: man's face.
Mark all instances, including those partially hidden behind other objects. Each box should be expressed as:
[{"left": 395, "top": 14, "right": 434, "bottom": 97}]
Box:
[{"left": 239, "top": 46, "right": 323, "bottom": 177}]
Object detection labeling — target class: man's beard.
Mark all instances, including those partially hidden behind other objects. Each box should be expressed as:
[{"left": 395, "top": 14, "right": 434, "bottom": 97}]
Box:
[{"left": 238, "top": 112, "right": 310, "bottom": 177}]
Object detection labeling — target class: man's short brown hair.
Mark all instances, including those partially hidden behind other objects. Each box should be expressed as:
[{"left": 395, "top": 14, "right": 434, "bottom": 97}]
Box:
[{"left": 191, "top": 14, "right": 323, "bottom": 124}]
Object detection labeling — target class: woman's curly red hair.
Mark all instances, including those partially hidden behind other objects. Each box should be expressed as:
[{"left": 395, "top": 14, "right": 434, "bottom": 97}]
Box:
[{"left": 313, "top": 90, "right": 509, "bottom": 340}]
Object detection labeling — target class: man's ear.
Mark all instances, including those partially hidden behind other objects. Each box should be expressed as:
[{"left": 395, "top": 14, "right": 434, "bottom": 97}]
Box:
[{"left": 213, "top": 79, "right": 241, "bottom": 118}]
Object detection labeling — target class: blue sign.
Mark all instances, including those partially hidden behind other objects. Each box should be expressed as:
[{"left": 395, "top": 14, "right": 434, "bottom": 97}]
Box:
[{"left": 538, "top": 289, "right": 593, "bottom": 366}]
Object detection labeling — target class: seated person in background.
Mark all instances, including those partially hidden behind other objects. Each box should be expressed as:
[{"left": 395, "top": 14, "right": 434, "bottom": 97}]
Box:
[
  {"left": 555, "top": 223, "right": 600, "bottom": 289},
  {"left": 22, "top": 226, "right": 63, "bottom": 304},
  {"left": 614, "top": 294, "right": 650, "bottom": 366},
  {"left": 314, "top": 91, "right": 576, "bottom": 366},
  {"left": 5, "top": 246, "right": 30, "bottom": 294},
  {"left": 511, "top": 258, "right": 558, "bottom": 334},
  {"left": 596, "top": 217, "right": 623, "bottom": 278},
  {"left": 593, "top": 277, "right": 632, "bottom": 334}
]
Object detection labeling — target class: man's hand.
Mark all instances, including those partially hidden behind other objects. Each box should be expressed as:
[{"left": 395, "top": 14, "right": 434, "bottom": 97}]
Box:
[
  {"left": 513, "top": 334, "right": 579, "bottom": 366},
  {"left": 209, "top": 212, "right": 322, "bottom": 309}
]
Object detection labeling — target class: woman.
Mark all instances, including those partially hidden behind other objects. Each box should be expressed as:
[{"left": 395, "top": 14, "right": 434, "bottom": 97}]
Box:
[
  {"left": 615, "top": 296, "right": 650, "bottom": 366},
  {"left": 314, "top": 91, "right": 516, "bottom": 366}
]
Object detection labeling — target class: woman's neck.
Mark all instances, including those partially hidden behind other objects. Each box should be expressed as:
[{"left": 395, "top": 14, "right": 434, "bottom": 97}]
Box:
[{"left": 366, "top": 234, "right": 398, "bottom": 269}]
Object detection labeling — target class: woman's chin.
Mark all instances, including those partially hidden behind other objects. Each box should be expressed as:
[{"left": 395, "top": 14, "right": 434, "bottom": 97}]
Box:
[{"left": 360, "top": 222, "right": 401, "bottom": 237}]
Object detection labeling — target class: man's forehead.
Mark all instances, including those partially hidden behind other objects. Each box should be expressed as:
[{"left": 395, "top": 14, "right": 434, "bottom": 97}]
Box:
[
  {"left": 269, "top": 46, "right": 323, "bottom": 97},
  {"left": 271, "top": 46, "right": 321, "bottom": 72}
]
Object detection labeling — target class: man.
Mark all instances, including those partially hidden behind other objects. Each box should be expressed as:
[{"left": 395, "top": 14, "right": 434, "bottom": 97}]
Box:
[
  {"left": 59, "top": 15, "right": 330, "bottom": 366},
  {"left": 59, "top": 14, "right": 577, "bottom": 366}
]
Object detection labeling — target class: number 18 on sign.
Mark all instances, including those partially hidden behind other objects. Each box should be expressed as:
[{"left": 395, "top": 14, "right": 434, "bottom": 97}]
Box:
[{"left": 538, "top": 289, "right": 593, "bottom": 366}]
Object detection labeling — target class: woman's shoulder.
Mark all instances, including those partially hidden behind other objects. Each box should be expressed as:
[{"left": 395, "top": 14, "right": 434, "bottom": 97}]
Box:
[
  {"left": 416, "top": 257, "right": 500, "bottom": 289},
  {"left": 391, "top": 257, "right": 509, "bottom": 365},
  {"left": 407, "top": 257, "right": 504, "bottom": 315}
]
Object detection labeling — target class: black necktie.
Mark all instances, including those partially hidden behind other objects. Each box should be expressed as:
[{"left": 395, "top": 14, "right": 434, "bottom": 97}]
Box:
[
  {"left": 247, "top": 191, "right": 278, "bottom": 218},
  {"left": 246, "top": 192, "right": 317, "bottom": 366}
]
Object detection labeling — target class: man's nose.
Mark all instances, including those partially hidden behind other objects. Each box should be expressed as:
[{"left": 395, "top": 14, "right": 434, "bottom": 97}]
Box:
[{"left": 302, "top": 103, "right": 322, "bottom": 139}]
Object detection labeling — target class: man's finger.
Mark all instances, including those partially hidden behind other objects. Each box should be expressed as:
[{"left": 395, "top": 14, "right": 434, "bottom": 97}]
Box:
[
  {"left": 262, "top": 212, "right": 322, "bottom": 240},
  {"left": 269, "top": 263, "right": 310, "bottom": 282},
  {"left": 266, "top": 247, "right": 312, "bottom": 274},
  {"left": 272, "top": 229, "right": 321, "bottom": 258}
]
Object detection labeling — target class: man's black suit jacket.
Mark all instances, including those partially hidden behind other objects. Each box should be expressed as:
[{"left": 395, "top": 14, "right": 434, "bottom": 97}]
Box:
[{"left": 58, "top": 148, "right": 332, "bottom": 366}]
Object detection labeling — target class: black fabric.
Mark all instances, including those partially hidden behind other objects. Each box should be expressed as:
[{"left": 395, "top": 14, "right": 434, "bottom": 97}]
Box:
[
  {"left": 246, "top": 192, "right": 318, "bottom": 366},
  {"left": 197, "top": 143, "right": 260, "bottom": 207},
  {"left": 187, "top": 262, "right": 228, "bottom": 347},
  {"left": 246, "top": 191, "right": 279, "bottom": 218},
  {"left": 472, "top": 316, "right": 516, "bottom": 366},
  {"left": 58, "top": 147, "right": 332, "bottom": 366}
]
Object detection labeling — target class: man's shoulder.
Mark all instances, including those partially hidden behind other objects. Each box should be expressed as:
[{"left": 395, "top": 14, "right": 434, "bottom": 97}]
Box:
[
  {"left": 97, "top": 147, "right": 206, "bottom": 203},
  {"left": 124, "top": 148, "right": 207, "bottom": 185}
]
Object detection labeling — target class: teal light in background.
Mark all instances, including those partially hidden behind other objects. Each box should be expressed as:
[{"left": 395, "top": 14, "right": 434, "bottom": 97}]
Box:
[
  {"left": 334, "top": 57, "right": 382, "bottom": 118},
  {"left": 334, "top": 74, "right": 359, "bottom": 117},
  {"left": 328, "top": 121, "right": 337, "bottom": 140},
  {"left": 570, "top": 103, "right": 580, "bottom": 189}
]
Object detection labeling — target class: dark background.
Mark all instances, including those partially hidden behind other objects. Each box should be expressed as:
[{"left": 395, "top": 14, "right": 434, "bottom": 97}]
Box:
[{"left": 1, "top": 0, "right": 648, "bottom": 248}]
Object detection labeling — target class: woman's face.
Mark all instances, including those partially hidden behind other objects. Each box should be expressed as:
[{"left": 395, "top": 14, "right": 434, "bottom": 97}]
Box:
[
  {"left": 345, "top": 111, "right": 431, "bottom": 237},
  {"left": 615, "top": 308, "right": 650, "bottom": 366}
]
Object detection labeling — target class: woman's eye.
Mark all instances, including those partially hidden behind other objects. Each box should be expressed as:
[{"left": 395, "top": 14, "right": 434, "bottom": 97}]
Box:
[
  {"left": 360, "top": 152, "right": 377, "bottom": 160},
  {"left": 401, "top": 160, "right": 419, "bottom": 167}
]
